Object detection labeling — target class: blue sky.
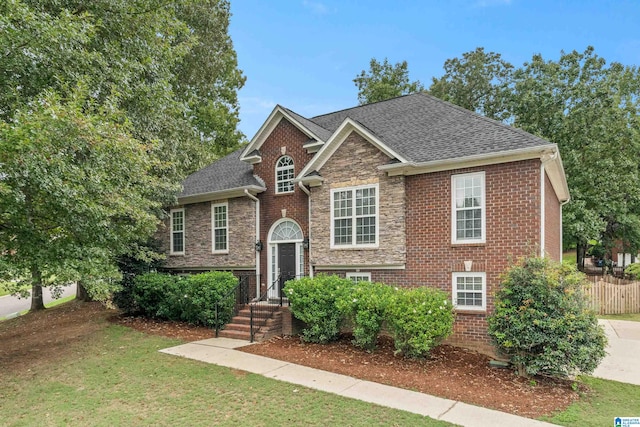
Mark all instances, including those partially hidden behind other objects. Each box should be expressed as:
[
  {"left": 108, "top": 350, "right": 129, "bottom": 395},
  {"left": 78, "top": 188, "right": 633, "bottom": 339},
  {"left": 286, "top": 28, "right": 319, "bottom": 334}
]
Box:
[{"left": 229, "top": 0, "right": 640, "bottom": 139}]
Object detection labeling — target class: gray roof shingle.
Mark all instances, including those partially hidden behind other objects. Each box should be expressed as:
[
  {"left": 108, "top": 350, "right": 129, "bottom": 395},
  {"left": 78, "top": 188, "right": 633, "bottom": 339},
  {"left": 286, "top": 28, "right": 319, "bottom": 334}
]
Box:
[
  {"left": 180, "top": 147, "right": 263, "bottom": 198},
  {"left": 184, "top": 93, "right": 554, "bottom": 196},
  {"left": 310, "top": 92, "right": 553, "bottom": 163}
]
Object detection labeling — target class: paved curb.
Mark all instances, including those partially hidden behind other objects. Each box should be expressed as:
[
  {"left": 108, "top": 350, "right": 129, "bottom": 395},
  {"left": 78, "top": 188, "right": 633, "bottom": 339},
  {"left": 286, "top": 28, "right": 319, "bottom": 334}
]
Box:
[{"left": 160, "top": 338, "right": 558, "bottom": 427}]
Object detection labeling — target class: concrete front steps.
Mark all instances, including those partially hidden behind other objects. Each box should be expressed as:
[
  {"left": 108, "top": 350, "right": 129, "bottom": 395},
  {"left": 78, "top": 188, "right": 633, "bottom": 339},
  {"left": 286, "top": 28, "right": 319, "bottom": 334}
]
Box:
[{"left": 217, "top": 305, "right": 283, "bottom": 342}]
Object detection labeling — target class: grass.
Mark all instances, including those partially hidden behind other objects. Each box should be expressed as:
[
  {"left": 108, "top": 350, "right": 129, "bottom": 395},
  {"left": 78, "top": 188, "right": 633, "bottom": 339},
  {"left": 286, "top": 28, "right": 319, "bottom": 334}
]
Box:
[
  {"left": 1, "top": 319, "right": 452, "bottom": 426},
  {"left": 0, "top": 295, "right": 76, "bottom": 321},
  {"left": 563, "top": 250, "right": 577, "bottom": 265},
  {"left": 541, "top": 376, "right": 640, "bottom": 426},
  {"left": 599, "top": 313, "right": 640, "bottom": 322},
  {"left": 0, "top": 282, "right": 29, "bottom": 297}
]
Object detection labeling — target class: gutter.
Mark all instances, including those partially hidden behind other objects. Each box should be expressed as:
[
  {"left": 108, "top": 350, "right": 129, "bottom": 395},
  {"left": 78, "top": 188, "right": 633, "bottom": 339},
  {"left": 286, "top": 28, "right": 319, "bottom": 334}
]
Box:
[{"left": 244, "top": 189, "right": 261, "bottom": 296}]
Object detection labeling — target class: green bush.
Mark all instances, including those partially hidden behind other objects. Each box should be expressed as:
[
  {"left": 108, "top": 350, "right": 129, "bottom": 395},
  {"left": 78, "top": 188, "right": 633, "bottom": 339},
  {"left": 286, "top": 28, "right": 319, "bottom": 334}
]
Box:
[
  {"left": 132, "top": 272, "right": 181, "bottom": 318},
  {"left": 488, "top": 256, "right": 607, "bottom": 378},
  {"left": 337, "top": 281, "right": 393, "bottom": 351},
  {"left": 386, "top": 287, "right": 455, "bottom": 358},
  {"left": 131, "top": 271, "right": 238, "bottom": 328},
  {"left": 284, "top": 275, "right": 351, "bottom": 343},
  {"left": 181, "top": 272, "right": 238, "bottom": 327},
  {"left": 625, "top": 263, "right": 640, "bottom": 280}
]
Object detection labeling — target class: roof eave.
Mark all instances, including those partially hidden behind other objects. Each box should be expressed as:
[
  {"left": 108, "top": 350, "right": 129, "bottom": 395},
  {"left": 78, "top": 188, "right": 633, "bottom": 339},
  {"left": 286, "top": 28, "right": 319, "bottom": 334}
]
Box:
[
  {"left": 379, "top": 145, "right": 556, "bottom": 175},
  {"left": 177, "top": 185, "right": 266, "bottom": 205}
]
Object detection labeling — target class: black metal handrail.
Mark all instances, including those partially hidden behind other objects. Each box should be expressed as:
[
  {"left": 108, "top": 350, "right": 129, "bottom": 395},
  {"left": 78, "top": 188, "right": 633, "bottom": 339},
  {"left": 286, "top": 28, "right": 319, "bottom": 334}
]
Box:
[
  {"left": 215, "top": 275, "right": 252, "bottom": 337},
  {"left": 249, "top": 274, "right": 285, "bottom": 342}
]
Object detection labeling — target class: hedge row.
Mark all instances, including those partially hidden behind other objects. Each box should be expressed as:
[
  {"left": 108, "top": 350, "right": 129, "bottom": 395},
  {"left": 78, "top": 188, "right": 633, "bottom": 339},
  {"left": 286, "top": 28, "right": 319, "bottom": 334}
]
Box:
[
  {"left": 284, "top": 275, "right": 455, "bottom": 358},
  {"left": 125, "top": 271, "right": 238, "bottom": 328}
]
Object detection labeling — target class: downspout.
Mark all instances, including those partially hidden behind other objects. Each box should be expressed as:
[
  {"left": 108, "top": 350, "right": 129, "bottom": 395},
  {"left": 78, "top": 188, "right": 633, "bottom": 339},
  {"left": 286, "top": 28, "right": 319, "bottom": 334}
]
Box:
[
  {"left": 298, "top": 181, "right": 314, "bottom": 278},
  {"left": 541, "top": 150, "right": 560, "bottom": 259},
  {"left": 244, "top": 189, "right": 260, "bottom": 297}
]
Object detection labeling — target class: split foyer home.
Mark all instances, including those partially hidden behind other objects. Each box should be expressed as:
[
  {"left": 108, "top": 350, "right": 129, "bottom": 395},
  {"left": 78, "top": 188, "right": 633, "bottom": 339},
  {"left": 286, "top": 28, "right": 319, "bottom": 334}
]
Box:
[{"left": 157, "top": 93, "right": 569, "bottom": 352}]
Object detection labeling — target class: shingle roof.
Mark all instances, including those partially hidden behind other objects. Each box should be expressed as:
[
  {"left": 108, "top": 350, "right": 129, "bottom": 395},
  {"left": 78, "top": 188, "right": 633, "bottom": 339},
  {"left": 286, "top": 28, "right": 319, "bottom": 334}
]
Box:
[
  {"left": 310, "top": 92, "right": 553, "bottom": 163},
  {"left": 180, "top": 147, "right": 263, "bottom": 198},
  {"left": 183, "top": 93, "right": 555, "bottom": 197}
]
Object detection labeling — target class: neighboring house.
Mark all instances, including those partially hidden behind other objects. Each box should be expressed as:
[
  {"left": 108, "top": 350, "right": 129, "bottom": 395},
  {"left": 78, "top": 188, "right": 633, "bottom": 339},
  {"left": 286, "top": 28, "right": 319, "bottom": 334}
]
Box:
[{"left": 157, "top": 93, "right": 569, "bottom": 353}]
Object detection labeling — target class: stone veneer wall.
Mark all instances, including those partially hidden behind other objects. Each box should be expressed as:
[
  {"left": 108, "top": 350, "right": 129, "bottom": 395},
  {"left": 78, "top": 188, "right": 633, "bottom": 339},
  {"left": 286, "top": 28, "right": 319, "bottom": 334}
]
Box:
[
  {"left": 310, "top": 131, "right": 406, "bottom": 267},
  {"left": 159, "top": 197, "right": 256, "bottom": 269}
]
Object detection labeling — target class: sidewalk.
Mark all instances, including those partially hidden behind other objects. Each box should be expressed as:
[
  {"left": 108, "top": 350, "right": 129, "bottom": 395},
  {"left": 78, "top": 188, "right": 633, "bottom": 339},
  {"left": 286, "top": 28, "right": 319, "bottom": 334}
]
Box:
[
  {"left": 161, "top": 338, "right": 557, "bottom": 427},
  {"left": 593, "top": 319, "right": 640, "bottom": 385}
]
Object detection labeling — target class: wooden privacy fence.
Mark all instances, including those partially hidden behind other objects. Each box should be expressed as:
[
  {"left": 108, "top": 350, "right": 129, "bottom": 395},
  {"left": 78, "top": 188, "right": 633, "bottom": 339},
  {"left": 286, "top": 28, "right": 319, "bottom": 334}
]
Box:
[{"left": 583, "top": 275, "right": 640, "bottom": 315}]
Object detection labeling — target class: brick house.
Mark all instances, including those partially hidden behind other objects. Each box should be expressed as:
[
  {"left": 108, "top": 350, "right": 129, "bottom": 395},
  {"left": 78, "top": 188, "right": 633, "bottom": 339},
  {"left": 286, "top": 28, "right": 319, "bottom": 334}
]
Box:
[{"left": 157, "top": 93, "right": 569, "bottom": 352}]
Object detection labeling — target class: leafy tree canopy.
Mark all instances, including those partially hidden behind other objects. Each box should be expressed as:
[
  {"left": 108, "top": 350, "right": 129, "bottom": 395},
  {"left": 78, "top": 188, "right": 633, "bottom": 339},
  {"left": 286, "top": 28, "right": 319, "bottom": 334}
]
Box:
[
  {"left": 0, "top": 0, "right": 245, "bottom": 308},
  {"left": 429, "top": 46, "right": 640, "bottom": 262},
  {"left": 353, "top": 58, "right": 424, "bottom": 105}
]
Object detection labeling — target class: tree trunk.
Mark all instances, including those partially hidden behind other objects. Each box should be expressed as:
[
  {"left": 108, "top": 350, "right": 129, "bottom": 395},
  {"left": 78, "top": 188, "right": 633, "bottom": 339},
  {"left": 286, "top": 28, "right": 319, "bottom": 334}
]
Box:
[
  {"left": 75, "top": 281, "right": 92, "bottom": 302},
  {"left": 30, "top": 268, "right": 45, "bottom": 311}
]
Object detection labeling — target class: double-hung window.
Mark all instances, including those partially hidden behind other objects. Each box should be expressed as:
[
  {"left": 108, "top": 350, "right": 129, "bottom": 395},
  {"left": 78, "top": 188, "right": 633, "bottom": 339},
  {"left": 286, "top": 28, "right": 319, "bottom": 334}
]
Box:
[
  {"left": 170, "top": 208, "right": 185, "bottom": 255},
  {"left": 331, "top": 184, "right": 378, "bottom": 248},
  {"left": 452, "top": 272, "right": 486, "bottom": 311},
  {"left": 212, "top": 202, "right": 228, "bottom": 253},
  {"left": 452, "top": 172, "right": 485, "bottom": 244},
  {"left": 275, "top": 156, "right": 294, "bottom": 193}
]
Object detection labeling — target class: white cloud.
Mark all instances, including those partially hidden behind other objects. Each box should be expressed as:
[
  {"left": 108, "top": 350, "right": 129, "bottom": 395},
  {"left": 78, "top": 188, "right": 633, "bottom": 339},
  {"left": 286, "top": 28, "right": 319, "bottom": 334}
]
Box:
[{"left": 302, "top": 0, "right": 330, "bottom": 15}]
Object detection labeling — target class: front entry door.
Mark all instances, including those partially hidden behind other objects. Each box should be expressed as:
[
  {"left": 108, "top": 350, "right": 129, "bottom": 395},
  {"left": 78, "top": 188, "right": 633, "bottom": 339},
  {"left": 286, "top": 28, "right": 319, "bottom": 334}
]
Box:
[{"left": 278, "top": 243, "right": 296, "bottom": 296}]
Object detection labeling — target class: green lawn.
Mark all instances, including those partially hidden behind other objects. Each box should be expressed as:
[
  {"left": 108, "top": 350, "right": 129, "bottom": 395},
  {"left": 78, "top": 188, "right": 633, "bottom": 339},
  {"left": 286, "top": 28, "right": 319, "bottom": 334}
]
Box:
[
  {"left": 541, "top": 376, "right": 640, "bottom": 426},
  {"left": 563, "top": 250, "right": 577, "bottom": 265},
  {"left": 599, "top": 313, "right": 640, "bottom": 322},
  {"left": 1, "top": 322, "right": 452, "bottom": 427}
]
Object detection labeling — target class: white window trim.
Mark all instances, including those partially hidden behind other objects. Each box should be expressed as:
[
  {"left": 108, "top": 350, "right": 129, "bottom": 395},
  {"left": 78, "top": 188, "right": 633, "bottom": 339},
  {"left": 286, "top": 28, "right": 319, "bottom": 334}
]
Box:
[
  {"left": 275, "top": 155, "right": 295, "bottom": 194},
  {"left": 451, "top": 172, "right": 486, "bottom": 244},
  {"left": 346, "top": 272, "right": 371, "bottom": 283},
  {"left": 330, "top": 183, "right": 379, "bottom": 249},
  {"left": 452, "top": 272, "right": 486, "bottom": 312},
  {"left": 211, "top": 202, "right": 229, "bottom": 254},
  {"left": 170, "top": 208, "right": 185, "bottom": 255}
]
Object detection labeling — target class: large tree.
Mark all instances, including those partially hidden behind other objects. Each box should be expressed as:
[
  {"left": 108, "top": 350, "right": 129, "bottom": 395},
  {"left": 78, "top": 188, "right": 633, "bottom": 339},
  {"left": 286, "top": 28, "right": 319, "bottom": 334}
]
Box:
[
  {"left": 430, "top": 47, "right": 640, "bottom": 265},
  {"left": 0, "top": 0, "right": 245, "bottom": 308},
  {"left": 353, "top": 58, "right": 424, "bottom": 105},
  {"left": 429, "top": 47, "right": 513, "bottom": 121}
]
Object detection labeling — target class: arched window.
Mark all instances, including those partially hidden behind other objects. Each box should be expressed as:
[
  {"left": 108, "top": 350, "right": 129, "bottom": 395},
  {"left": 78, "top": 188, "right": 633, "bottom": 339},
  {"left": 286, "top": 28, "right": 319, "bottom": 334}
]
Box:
[{"left": 275, "top": 155, "right": 294, "bottom": 193}]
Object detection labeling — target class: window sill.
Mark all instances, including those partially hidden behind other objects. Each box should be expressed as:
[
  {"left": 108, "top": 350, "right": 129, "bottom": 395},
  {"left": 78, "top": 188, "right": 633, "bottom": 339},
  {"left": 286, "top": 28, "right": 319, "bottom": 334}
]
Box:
[
  {"left": 330, "top": 246, "right": 379, "bottom": 251},
  {"left": 274, "top": 191, "right": 294, "bottom": 196},
  {"left": 455, "top": 309, "right": 486, "bottom": 315},
  {"left": 169, "top": 253, "right": 185, "bottom": 257},
  {"left": 212, "top": 251, "right": 229, "bottom": 255},
  {"left": 451, "top": 242, "right": 486, "bottom": 248}
]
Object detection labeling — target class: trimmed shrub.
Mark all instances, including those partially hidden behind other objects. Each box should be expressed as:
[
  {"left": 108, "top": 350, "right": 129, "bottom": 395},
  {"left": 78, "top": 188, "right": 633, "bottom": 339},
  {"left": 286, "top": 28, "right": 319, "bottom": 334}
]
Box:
[
  {"left": 625, "top": 263, "right": 640, "bottom": 280},
  {"left": 131, "top": 271, "right": 238, "bottom": 328},
  {"left": 488, "top": 256, "right": 607, "bottom": 378},
  {"left": 337, "top": 281, "right": 393, "bottom": 351},
  {"left": 386, "top": 287, "right": 455, "bottom": 358},
  {"left": 132, "top": 272, "right": 182, "bottom": 318},
  {"left": 181, "top": 272, "right": 238, "bottom": 327},
  {"left": 284, "top": 275, "right": 351, "bottom": 343}
]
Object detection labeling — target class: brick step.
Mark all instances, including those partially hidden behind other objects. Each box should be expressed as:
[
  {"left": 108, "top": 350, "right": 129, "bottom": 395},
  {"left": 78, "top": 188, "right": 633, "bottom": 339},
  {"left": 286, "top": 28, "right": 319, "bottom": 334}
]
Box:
[
  {"left": 223, "top": 323, "right": 251, "bottom": 332},
  {"left": 237, "top": 307, "right": 281, "bottom": 317},
  {"left": 217, "top": 329, "right": 251, "bottom": 340}
]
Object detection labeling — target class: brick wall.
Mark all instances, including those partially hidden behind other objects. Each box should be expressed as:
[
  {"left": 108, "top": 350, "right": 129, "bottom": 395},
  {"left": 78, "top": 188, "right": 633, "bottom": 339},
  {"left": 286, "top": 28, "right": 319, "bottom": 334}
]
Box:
[
  {"left": 544, "top": 171, "right": 562, "bottom": 261},
  {"left": 253, "top": 118, "right": 314, "bottom": 285},
  {"left": 158, "top": 197, "right": 256, "bottom": 269},
  {"left": 309, "top": 131, "right": 406, "bottom": 267},
  {"left": 314, "top": 159, "right": 543, "bottom": 350}
]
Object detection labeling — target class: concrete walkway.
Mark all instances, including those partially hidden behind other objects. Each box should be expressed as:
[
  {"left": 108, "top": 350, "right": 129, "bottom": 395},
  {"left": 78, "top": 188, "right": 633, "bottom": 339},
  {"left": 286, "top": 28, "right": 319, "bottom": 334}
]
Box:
[
  {"left": 161, "top": 338, "right": 557, "bottom": 427},
  {"left": 593, "top": 319, "right": 640, "bottom": 385}
]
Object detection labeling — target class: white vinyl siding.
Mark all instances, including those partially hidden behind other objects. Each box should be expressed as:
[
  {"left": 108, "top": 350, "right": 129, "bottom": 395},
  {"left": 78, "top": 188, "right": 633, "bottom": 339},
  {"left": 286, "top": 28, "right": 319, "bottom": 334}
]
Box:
[
  {"left": 452, "top": 172, "right": 485, "bottom": 244},
  {"left": 211, "top": 202, "right": 228, "bottom": 253},
  {"left": 452, "top": 272, "right": 486, "bottom": 311},
  {"left": 331, "top": 184, "right": 378, "bottom": 248},
  {"left": 170, "top": 208, "right": 185, "bottom": 255}
]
